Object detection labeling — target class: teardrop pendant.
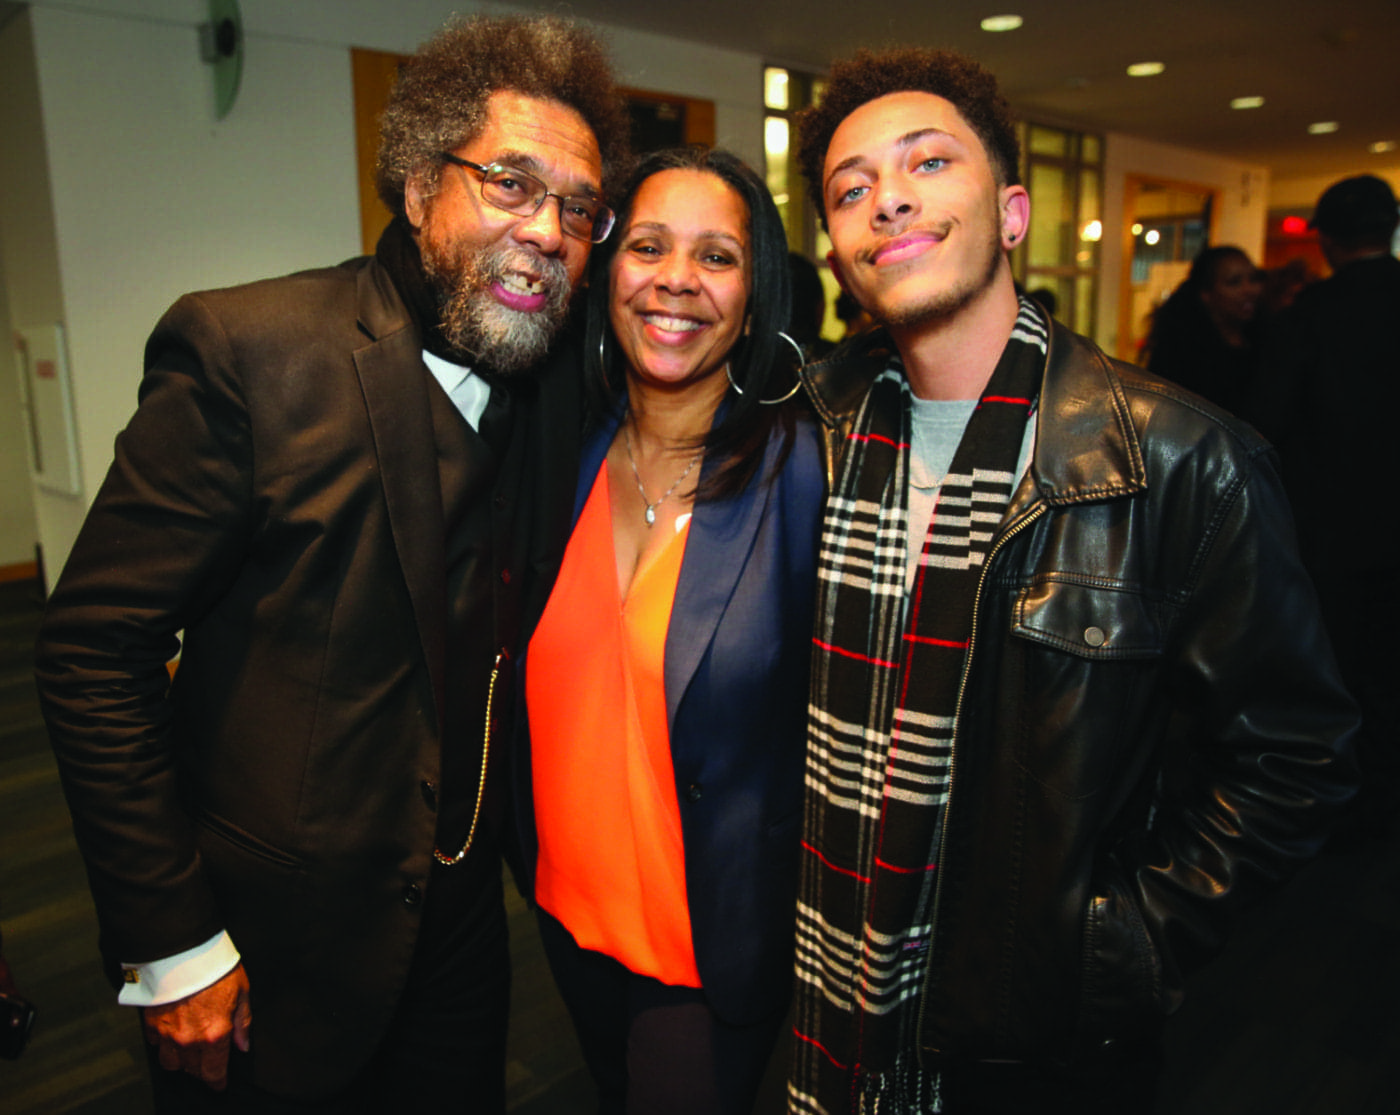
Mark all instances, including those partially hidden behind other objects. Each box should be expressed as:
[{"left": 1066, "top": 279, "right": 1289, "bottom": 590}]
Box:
[{"left": 623, "top": 414, "right": 702, "bottom": 530}]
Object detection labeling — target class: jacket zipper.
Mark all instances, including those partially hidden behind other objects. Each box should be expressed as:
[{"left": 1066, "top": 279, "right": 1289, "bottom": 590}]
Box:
[{"left": 915, "top": 500, "right": 1046, "bottom": 1054}]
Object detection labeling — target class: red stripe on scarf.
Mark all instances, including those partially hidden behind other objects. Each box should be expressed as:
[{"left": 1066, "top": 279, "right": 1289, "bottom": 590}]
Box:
[
  {"left": 846, "top": 430, "right": 909, "bottom": 449},
  {"left": 902, "top": 632, "right": 970, "bottom": 649},
  {"left": 813, "top": 637, "right": 901, "bottom": 670},
  {"left": 793, "top": 1027, "right": 851, "bottom": 1070},
  {"left": 873, "top": 856, "right": 938, "bottom": 874},
  {"left": 802, "top": 840, "right": 874, "bottom": 883}
]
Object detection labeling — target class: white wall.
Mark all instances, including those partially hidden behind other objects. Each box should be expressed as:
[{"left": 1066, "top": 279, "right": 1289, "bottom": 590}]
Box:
[
  {"left": 10, "top": 0, "right": 766, "bottom": 585},
  {"left": 1096, "top": 132, "right": 1270, "bottom": 358},
  {"left": 0, "top": 8, "right": 56, "bottom": 572},
  {"left": 30, "top": 1, "right": 362, "bottom": 576},
  {"left": 0, "top": 232, "right": 39, "bottom": 571}
]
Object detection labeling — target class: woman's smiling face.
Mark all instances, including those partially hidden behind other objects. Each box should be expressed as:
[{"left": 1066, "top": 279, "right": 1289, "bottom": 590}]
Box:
[{"left": 609, "top": 168, "right": 752, "bottom": 392}]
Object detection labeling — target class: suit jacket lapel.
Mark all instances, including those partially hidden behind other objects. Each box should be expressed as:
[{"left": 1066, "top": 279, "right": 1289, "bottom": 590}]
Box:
[
  {"left": 664, "top": 433, "right": 778, "bottom": 731},
  {"left": 574, "top": 406, "right": 621, "bottom": 520},
  {"left": 353, "top": 262, "right": 448, "bottom": 731}
]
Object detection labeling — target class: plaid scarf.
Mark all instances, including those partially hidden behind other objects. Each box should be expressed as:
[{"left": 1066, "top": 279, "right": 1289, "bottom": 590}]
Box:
[{"left": 791, "top": 301, "right": 1048, "bottom": 1114}]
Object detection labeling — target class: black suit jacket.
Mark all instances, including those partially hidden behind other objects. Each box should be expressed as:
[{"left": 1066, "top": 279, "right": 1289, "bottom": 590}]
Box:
[{"left": 34, "top": 254, "right": 581, "bottom": 1094}]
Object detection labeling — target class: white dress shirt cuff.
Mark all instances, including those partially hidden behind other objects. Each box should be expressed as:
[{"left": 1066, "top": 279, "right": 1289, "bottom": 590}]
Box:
[{"left": 118, "top": 931, "right": 241, "bottom": 1007}]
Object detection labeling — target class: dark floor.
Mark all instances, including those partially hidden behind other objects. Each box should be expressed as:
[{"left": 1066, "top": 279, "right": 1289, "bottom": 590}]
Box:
[{"left": 3, "top": 575, "right": 1398, "bottom": 1112}]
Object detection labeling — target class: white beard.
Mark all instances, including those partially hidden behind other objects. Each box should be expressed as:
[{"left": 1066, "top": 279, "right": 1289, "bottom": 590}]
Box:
[{"left": 420, "top": 237, "right": 571, "bottom": 376}]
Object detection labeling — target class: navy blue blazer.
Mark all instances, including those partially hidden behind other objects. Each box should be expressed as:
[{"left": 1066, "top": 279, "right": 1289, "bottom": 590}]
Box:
[{"left": 515, "top": 404, "right": 824, "bottom": 1025}]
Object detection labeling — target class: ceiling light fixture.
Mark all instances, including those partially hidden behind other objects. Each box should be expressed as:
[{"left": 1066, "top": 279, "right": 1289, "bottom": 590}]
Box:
[
  {"left": 1126, "top": 62, "right": 1164, "bottom": 77},
  {"left": 1370, "top": 140, "right": 1397, "bottom": 154},
  {"left": 1307, "top": 121, "right": 1340, "bottom": 135},
  {"left": 1231, "top": 96, "right": 1265, "bottom": 110},
  {"left": 980, "top": 15, "right": 1023, "bottom": 32}
]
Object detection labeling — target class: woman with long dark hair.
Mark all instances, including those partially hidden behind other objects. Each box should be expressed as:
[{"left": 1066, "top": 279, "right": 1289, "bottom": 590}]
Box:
[
  {"left": 515, "top": 146, "right": 824, "bottom": 1114},
  {"left": 1145, "top": 245, "right": 1264, "bottom": 414}
]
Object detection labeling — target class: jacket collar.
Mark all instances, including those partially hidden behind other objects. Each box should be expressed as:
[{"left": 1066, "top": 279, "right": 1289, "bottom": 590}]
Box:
[
  {"left": 355, "top": 249, "right": 419, "bottom": 341},
  {"left": 1023, "top": 319, "right": 1147, "bottom": 508},
  {"left": 802, "top": 316, "right": 1148, "bottom": 512}
]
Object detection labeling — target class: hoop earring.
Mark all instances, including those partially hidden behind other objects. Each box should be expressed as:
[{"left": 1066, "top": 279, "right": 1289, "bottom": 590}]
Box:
[
  {"left": 725, "top": 332, "right": 804, "bottom": 405},
  {"left": 597, "top": 331, "right": 607, "bottom": 374}
]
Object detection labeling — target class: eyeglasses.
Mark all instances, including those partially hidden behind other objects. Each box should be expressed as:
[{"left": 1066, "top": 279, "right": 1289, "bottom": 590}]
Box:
[{"left": 441, "top": 154, "right": 615, "bottom": 244}]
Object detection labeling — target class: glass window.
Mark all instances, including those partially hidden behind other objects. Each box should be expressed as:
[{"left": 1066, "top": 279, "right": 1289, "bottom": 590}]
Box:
[
  {"left": 1028, "top": 162, "right": 1072, "bottom": 271},
  {"left": 1074, "top": 275, "right": 1095, "bottom": 336},
  {"left": 764, "top": 67, "right": 789, "bottom": 111},
  {"left": 764, "top": 65, "right": 840, "bottom": 339},
  {"left": 1014, "top": 121, "right": 1102, "bottom": 338},
  {"left": 765, "top": 115, "right": 791, "bottom": 232},
  {"left": 1078, "top": 168, "right": 1100, "bottom": 226},
  {"left": 1028, "top": 126, "right": 1068, "bottom": 158}
]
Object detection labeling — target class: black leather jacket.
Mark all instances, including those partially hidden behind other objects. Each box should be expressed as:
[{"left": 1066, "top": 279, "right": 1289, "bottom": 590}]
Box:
[{"left": 801, "top": 319, "right": 1358, "bottom": 1073}]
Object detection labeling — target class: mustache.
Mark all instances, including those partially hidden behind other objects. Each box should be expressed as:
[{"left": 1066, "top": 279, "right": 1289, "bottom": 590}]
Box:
[
  {"left": 860, "top": 218, "right": 956, "bottom": 264},
  {"left": 481, "top": 246, "right": 571, "bottom": 300}
]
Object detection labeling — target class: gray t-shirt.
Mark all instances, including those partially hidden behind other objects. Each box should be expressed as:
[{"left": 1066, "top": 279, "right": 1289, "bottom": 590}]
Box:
[{"left": 905, "top": 395, "right": 1035, "bottom": 594}]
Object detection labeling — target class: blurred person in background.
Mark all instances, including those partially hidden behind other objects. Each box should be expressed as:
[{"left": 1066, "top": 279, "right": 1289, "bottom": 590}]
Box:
[
  {"left": 787, "top": 251, "right": 837, "bottom": 358},
  {"left": 1262, "top": 257, "right": 1316, "bottom": 317},
  {"left": 1252, "top": 174, "right": 1400, "bottom": 842},
  {"left": 1144, "top": 245, "right": 1263, "bottom": 415}
]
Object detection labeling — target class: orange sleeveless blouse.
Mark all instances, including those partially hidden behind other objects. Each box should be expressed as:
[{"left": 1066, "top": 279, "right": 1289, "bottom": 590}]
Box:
[{"left": 527, "top": 464, "right": 700, "bottom": 986}]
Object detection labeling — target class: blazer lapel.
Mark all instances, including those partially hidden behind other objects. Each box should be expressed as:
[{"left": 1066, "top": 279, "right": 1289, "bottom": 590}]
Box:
[
  {"left": 574, "top": 406, "right": 623, "bottom": 520},
  {"left": 353, "top": 263, "right": 449, "bottom": 731},
  {"left": 663, "top": 433, "right": 779, "bottom": 731}
]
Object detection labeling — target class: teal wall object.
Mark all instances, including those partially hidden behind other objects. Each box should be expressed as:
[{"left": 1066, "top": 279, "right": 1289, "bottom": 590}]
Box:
[{"left": 199, "top": 0, "right": 243, "bottom": 119}]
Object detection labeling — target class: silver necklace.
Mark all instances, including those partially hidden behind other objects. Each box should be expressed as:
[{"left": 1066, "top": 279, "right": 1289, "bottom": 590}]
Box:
[{"left": 622, "top": 420, "right": 702, "bottom": 526}]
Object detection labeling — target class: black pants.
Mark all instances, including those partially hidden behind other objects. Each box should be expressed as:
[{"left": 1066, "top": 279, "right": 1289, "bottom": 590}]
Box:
[
  {"left": 148, "top": 853, "right": 510, "bottom": 1114},
  {"left": 537, "top": 909, "right": 783, "bottom": 1115}
]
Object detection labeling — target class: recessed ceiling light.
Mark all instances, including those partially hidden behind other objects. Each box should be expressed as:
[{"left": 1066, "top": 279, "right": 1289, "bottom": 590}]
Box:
[
  {"left": 1307, "top": 121, "right": 1340, "bottom": 135},
  {"left": 1370, "top": 140, "right": 1397, "bottom": 154},
  {"left": 1126, "top": 62, "right": 1164, "bottom": 77},
  {"left": 1231, "top": 96, "right": 1265, "bottom": 110},
  {"left": 980, "top": 15, "right": 1023, "bottom": 32}
]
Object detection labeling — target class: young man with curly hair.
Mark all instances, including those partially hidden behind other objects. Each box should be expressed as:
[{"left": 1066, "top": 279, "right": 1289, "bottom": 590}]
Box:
[
  {"left": 35, "top": 15, "right": 627, "bottom": 1112},
  {"left": 789, "top": 47, "right": 1357, "bottom": 1113}
]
